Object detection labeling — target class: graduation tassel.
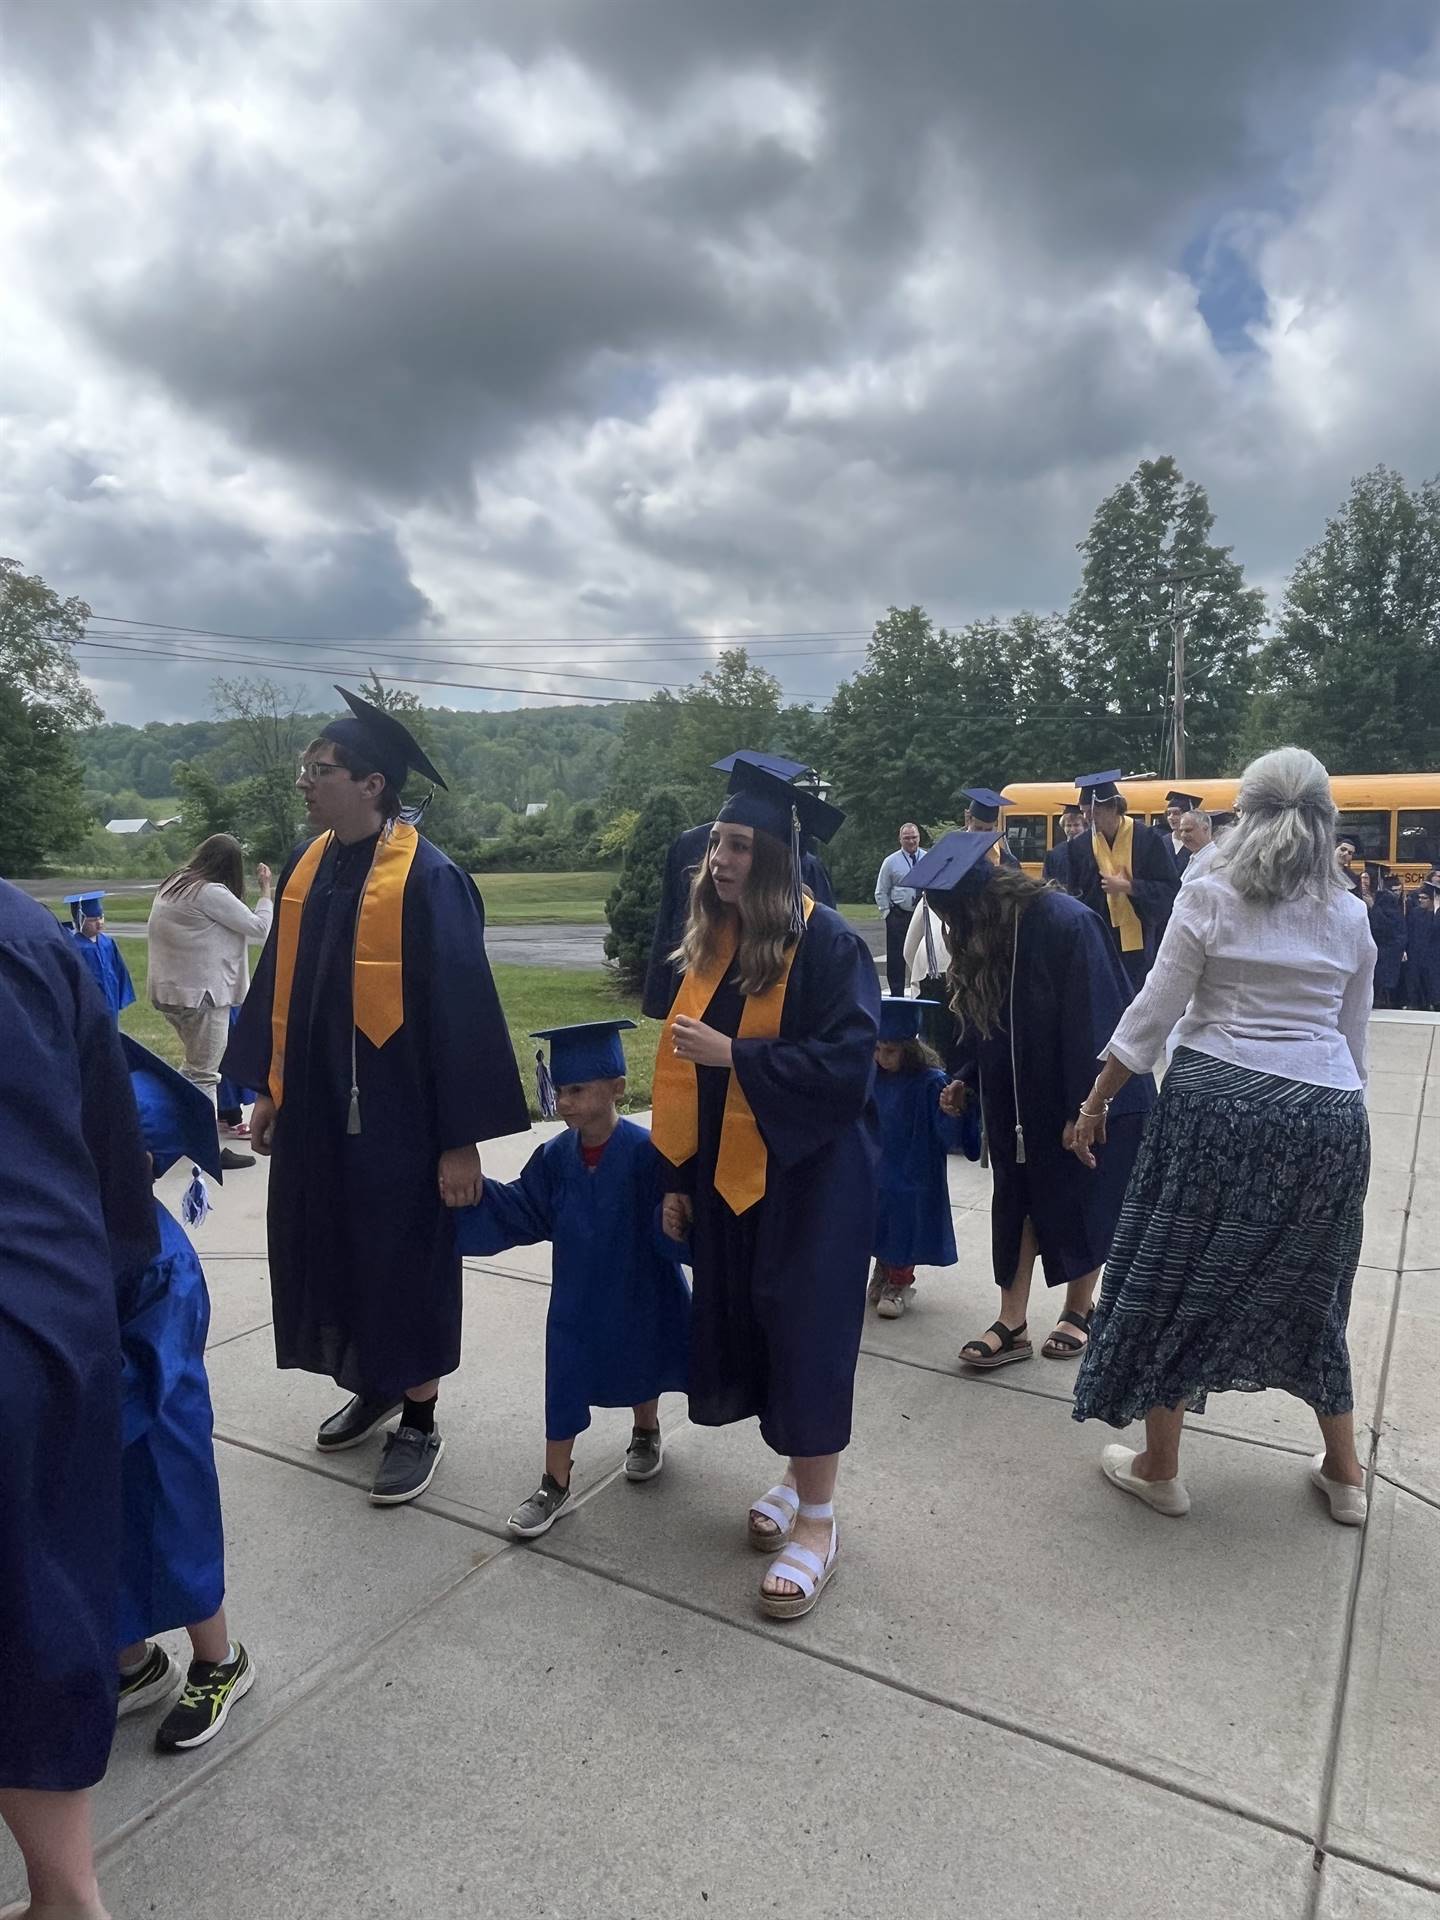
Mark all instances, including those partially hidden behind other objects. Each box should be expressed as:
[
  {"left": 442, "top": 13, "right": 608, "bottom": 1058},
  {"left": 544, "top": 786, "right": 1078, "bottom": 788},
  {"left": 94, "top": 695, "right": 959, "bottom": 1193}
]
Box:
[
  {"left": 1014, "top": 1124, "right": 1027, "bottom": 1166},
  {"left": 535, "top": 1049, "right": 557, "bottom": 1120},
  {"left": 787, "top": 802, "right": 807, "bottom": 938},
  {"left": 182, "top": 1167, "right": 211, "bottom": 1228},
  {"left": 347, "top": 1085, "right": 362, "bottom": 1135}
]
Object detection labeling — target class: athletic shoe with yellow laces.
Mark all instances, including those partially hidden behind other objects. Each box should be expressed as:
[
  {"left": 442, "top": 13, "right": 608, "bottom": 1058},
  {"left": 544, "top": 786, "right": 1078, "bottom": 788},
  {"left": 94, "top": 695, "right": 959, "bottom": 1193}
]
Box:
[{"left": 154, "top": 1642, "right": 256, "bottom": 1752}]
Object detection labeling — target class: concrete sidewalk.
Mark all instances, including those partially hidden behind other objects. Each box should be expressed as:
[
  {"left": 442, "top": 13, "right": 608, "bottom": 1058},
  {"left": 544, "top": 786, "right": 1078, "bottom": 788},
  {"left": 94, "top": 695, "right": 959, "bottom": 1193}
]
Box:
[{"left": 7, "top": 1018, "right": 1437, "bottom": 1918}]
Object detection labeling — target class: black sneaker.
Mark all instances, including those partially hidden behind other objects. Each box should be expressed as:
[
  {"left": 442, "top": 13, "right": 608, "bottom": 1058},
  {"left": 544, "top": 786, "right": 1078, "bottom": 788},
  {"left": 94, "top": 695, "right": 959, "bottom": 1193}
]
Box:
[
  {"left": 155, "top": 1643, "right": 256, "bottom": 1752},
  {"left": 219, "top": 1146, "right": 256, "bottom": 1170},
  {"left": 117, "top": 1641, "right": 180, "bottom": 1717},
  {"left": 507, "top": 1472, "right": 572, "bottom": 1537},
  {"left": 369, "top": 1425, "right": 444, "bottom": 1505},
  {"left": 315, "top": 1393, "right": 403, "bottom": 1452},
  {"left": 625, "top": 1427, "right": 664, "bottom": 1482}
]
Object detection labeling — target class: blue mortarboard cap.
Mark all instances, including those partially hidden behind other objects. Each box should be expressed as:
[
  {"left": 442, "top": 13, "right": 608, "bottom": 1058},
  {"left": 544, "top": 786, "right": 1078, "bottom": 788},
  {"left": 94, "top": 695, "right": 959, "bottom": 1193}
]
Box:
[
  {"left": 530, "top": 1019, "right": 636, "bottom": 1087},
  {"left": 962, "top": 788, "right": 1012, "bottom": 823},
  {"left": 1074, "top": 770, "right": 1125, "bottom": 803},
  {"left": 878, "top": 995, "right": 939, "bottom": 1040},
  {"left": 119, "top": 1033, "right": 224, "bottom": 1182},
  {"left": 323, "top": 686, "right": 449, "bottom": 791},
  {"left": 1165, "top": 790, "right": 1203, "bottom": 812},
  {"left": 908, "top": 830, "right": 1001, "bottom": 899},
  {"left": 710, "top": 748, "right": 811, "bottom": 781},
  {"left": 714, "top": 756, "right": 845, "bottom": 845},
  {"left": 62, "top": 891, "right": 106, "bottom": 927}
]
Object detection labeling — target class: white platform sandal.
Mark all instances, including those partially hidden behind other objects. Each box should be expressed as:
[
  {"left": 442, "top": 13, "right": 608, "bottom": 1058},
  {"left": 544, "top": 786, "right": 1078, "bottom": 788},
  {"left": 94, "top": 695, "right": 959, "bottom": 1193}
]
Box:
[
  {"left": 759, "top": 1500, "right": 839, "bottom": 1620},
  {"left": 747, "top": 1481, "right": 799, "bottom": 1552}
]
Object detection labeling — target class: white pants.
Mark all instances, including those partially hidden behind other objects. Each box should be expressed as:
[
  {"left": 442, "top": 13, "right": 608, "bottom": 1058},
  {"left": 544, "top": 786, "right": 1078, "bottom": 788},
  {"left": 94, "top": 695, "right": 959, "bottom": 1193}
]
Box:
[{"left": 154, "top": 1001, "right": 232, "bottom": 1106}]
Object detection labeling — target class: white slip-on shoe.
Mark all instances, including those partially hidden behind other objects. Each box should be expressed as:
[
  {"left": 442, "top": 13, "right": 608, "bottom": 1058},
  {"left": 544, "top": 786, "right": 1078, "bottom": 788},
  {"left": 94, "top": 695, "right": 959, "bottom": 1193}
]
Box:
[
  {"left": 1100, "top": 1443, "right": 1191, "bottom": 1517},
  {"left": 1309, "top": 1456, "right": 1367, "bottom": 1526}
]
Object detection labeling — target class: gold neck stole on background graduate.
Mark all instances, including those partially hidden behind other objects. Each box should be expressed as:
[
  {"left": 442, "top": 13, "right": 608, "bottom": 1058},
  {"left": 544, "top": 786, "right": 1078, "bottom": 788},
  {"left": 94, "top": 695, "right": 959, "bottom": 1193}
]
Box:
[
  {"left": 268, "top": 820, "right": 420, "bottom": 1108},
  {"left": 651, "top": 899, "right": 813, "bottom": 1215},
  {"left": 1092, "top": 815, "right": 1143, "bottom": 952}
]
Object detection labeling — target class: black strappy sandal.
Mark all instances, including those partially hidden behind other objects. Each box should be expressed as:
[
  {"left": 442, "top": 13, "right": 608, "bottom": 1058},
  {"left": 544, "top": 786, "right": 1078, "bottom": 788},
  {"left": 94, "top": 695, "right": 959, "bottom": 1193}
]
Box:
[
  {"left": 959, "top": 1319, "right": 1033, "bottom": 1370},
  {"left": 1042, "top": 1308, "right": 1093, "bottom": 1360}
]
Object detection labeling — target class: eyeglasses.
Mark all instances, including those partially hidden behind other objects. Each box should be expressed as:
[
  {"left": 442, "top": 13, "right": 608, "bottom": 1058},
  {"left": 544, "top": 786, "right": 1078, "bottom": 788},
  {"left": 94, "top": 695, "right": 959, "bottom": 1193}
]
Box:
[{"left": 297, "top": 759, "right": 347, "bottom": 783}]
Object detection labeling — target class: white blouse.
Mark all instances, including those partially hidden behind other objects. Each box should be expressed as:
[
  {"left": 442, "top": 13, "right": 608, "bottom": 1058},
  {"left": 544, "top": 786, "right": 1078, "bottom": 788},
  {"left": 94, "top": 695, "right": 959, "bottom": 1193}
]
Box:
[
  {"left": 1105, "top": 870, "right": 1376, "bottom": 1091},
  {"left": 147, "top": 882, "right": 273, "bottom": 1009}
]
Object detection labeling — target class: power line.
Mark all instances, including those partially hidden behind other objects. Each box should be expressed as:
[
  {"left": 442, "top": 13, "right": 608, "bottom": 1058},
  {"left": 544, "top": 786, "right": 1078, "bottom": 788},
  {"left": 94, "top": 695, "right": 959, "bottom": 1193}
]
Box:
[{"left": 86, "top": 611, "right": 877, "bottom": 651}]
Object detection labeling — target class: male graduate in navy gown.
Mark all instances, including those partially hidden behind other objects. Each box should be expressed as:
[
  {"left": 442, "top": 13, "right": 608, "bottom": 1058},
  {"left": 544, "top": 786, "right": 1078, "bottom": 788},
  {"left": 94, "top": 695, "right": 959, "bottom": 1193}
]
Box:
[
  {"left": 641, "top": 750, "right": 837, "bottom": 1020},
  {"left": 64, "top": 890, "right": 136, "bottom": 1017},
  {"left": 223, "top": 687, "right": 530, "bottom": 1507},
  {"left": 1055, "top": 771, "right": 1180, "bottom": 988},
  {"left": 962, "top": 788, "right": 1021, "bottom": 868},
  {"left": 1043, "top": 803, "right": 1086, "bottom": 881}
]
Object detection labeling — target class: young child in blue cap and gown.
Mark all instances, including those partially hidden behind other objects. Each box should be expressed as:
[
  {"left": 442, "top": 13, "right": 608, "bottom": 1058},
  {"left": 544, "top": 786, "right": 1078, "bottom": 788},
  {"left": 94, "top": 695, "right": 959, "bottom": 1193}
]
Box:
[
  {"left": 454, "top": 1021, "right": 691, "bottom": 1538},
  {"left": 1055, "top": 772, "right": 1180, "bottom": 988},
  {"left": 641, "top": 750, "right": 836, "bottom": 1020},
  {"left": 224, "top": 688, "right": 530, "bottom": 1509},
  {"left": 868, "top": 997, "right": 980, "bottom": 1319},
  {"left": 112, "top": 1037, "right": 254, "bottom": 1753},
  {"left": 0, "top": 881, "right": 157, "bottom": 1920},
  {"left": 909, "top": 832, "right": 1154, "bottom": 1370},
  {"left": 63, "top": 891, "right": 136, "bottom": 1017},
  {"left": 654, "top": 758, "right": 879, "bottom": 1621}
]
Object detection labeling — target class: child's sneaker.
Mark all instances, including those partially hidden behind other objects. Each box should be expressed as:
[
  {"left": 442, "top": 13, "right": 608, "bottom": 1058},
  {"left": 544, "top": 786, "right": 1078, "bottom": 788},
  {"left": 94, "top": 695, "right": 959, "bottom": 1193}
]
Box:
[
  {"left": 508, "top": 1473, "right": 573, "bottom": 1538},
  {"left": 117, "top": 1642, "right": 180, "bottom": 1717},
  {"left": 154, "top": 1643, "right": 256, "bottom": 1752},
  {"left": 867, "top": 1262, "right": 887, "bottom": 1306},
  {"left": 876, "top": 1283, "right": 911, "bottom": 1319},
  {"left": 625, "top": 1427, "right": 664, "bottom": 1481}
]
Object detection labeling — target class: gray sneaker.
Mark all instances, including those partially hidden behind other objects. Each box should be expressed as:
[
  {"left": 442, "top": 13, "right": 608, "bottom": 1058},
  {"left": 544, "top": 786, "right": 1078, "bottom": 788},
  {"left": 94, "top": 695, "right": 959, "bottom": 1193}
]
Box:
[
  {"left": 508, "top": 1473, "right": 572, "bottom": 1538},
  {"left": 867, "top": 1262, "right": 886, "bottom": 1306},
  {"left": 876, "top": 1283, "right": 911, "bottom": 1319},
  {"left": 369, "top": 1426, "right": 444, "bottom": 1506},
  {"left": 625, "top": 1427, "right": 664, "bottom": 1481}
]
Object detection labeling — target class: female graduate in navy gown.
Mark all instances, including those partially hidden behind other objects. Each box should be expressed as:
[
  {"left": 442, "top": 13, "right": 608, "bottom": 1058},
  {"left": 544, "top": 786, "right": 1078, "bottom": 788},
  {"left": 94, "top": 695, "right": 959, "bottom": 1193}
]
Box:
[
  {"left": 908, "top": 833, "right": 1155, "bottom": 1372},
  {"left": 868, "top": 996, "right": 980, "bottom": 1319},
  {"left": 0, "top": 881, "right": 156, "bottom": 1920},
  {"left": 454, "top": 1019, "right": 691, "bottom": 1539},
  {"left": 653, "top": 759, "right": 879, "bottom": 1622},
  {"left": 64, "top": 891, "right": 136, "bottom": 1017}
]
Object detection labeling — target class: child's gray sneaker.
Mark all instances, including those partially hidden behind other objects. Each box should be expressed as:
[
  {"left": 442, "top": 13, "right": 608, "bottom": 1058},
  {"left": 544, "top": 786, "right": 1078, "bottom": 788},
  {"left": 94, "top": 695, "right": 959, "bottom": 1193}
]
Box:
[{"left": 508, "top": 1473, "right": 573, "bottom": 1538}]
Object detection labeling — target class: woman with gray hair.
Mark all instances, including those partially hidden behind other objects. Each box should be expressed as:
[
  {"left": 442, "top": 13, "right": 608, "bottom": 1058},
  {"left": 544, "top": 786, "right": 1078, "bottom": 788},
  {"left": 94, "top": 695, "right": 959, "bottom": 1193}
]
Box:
[{"left": 1070, "top": 747, "right": 1376, "bottom": 1524}]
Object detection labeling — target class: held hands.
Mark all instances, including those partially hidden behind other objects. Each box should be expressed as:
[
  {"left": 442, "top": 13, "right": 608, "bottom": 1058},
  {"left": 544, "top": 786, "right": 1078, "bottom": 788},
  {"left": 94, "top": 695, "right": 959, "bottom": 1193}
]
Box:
[
  {"left": 938, "top": 1079, "right": 970, "bottom": 1117},
  {"left": 1098, "top": 869, "right": 1133, "bottom": 896},
  {"left": 662, "top": 1192, "right": 694, "bottom": 1242},
  {"left": 438, "top": 1144, "right": 483, "bottom": 1208},
  {"left": 670, "top": 1016, "right": 734, "bottom": 1068},
  {"left": 249, "top": 1095, "right": 277, "bottom": 1156}
]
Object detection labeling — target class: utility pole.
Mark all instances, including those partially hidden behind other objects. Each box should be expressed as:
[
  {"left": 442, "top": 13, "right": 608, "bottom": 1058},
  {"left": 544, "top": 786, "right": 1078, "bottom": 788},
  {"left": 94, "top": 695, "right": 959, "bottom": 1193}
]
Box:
[{"left": 1148, "top": 567, "right": 1213, "bottom": 780}]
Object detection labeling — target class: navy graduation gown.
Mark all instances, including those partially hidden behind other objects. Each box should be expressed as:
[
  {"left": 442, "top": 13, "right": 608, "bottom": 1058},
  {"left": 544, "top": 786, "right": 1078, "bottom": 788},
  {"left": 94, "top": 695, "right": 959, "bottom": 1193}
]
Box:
[
  {"left": 223, "top": 829, "right": 530, "bottom": 1398},
  {"left": 642, "top": 820, "right": 836, "bottom": 1020},
  {"left": 1370, "top": 892, "right": 1405, "bottom": 997},
  {"left": 952, "top": 891, "right": 1155, "bottom": 1292},
  {"left": 119, "top": 1201, "right": 225, "bottom": 1645},
  {"left": 0, "top": 883, "right": 157, "bottom": 1791},
  {"left": 873, "top": 1066, "right": 979, "bottom": 1268},
  {"left": 1407, "top": 900, "right": 1440, "bottom": 1008},
  {"left": 454, "top": 1118, "right": 691, "bottom": 1440},
  {"left": 71, "top": 927, "right": 136, "bottom": 1016},
  {"left": 1057, "top": 821, "right": 1180, "bottom": 986},
  {"left": 664, "top": 904, "right": 880, "bottom": 1457}
]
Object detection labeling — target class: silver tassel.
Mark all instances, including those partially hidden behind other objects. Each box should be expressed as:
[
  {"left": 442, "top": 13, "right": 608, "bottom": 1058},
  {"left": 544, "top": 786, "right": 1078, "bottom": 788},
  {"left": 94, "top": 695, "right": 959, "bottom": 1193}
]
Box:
[
  {"left": 1014, "top": 1123, "right": 1027, "bottom": 1166},
  {"left": 787, "top": 803, "right": 806, "bottom": 936},
  {"left": 347, "top": 1086, "right": 362, "bottom": 1135}
]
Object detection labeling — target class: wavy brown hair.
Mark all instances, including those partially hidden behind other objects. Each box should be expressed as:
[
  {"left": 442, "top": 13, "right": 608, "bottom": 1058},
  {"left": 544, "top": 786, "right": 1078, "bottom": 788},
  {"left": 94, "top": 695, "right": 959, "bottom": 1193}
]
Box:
[
  {"left": 936, "top": 867, "right": 1054, "bottom": 1040},
  {"left": 159, "top": 832, "right": 246, "bottom": 901},
  {"left": 673, "top": 825, "right": 804, "bottom": 996}
]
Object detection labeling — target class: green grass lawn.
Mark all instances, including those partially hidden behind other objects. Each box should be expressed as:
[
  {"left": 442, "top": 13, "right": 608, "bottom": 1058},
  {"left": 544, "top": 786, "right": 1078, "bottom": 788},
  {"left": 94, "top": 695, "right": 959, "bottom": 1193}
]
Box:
[
  {"left": 471, "top": 870, "right": 613, "bottom": 924},
  {"left": 115, "top": 939, "right": 660, "bottom": 1116}
]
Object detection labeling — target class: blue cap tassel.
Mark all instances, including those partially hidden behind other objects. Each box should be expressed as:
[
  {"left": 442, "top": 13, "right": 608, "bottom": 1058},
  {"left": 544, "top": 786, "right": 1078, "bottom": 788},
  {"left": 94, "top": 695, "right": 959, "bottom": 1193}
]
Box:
[
  {"left": 181, "top": 1166, "right": 211, "bottom": 1228},
  {"left": 535, "top": 1049, "right": 558, "bottom": 1120}
]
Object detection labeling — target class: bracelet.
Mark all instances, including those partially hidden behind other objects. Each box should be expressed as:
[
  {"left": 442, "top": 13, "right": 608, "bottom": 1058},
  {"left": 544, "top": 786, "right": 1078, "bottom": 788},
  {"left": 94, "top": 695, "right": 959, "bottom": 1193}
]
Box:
[{"left": 1078, "top": 1100, "right": 1109, "bottom": 1119}]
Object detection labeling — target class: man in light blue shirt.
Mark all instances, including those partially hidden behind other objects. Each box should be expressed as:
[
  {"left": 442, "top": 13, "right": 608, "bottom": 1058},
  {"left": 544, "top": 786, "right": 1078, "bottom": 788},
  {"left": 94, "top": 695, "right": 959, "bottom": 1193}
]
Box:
[{"left": 875, "top": 822, "right": 922, "bottom": 994}]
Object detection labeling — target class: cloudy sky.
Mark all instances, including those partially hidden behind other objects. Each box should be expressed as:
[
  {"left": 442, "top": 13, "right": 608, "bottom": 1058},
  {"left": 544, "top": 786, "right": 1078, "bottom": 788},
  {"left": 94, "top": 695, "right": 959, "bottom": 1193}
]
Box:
[{"left": 4, "top": 0, "right": 1439, "bottom": 725}]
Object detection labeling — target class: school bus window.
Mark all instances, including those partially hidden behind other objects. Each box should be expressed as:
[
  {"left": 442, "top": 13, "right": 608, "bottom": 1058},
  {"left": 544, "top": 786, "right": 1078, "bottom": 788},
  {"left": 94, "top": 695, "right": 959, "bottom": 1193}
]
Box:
[
  {"left": 1005, "top": 815, "right": 1047, "bottom": 864},
  {"left": 1397, "top": 811, "right": 1440, "bottom": 867},
  {"left": 1335, "top": 811, "right": 1390, "bottom": 862}
]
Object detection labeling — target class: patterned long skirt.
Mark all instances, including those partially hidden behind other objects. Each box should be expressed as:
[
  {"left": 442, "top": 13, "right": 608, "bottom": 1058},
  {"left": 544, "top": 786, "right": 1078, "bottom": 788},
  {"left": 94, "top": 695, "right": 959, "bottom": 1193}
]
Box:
[{"left": 1072, "top": 1048, "right": 1370, "bottom": 1429}]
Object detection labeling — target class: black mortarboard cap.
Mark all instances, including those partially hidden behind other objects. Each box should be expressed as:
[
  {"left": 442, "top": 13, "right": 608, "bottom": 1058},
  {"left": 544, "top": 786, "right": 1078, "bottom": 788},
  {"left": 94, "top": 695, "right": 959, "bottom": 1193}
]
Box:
[
  {"left": 962, "top": 788, "right": 1013, "bottom": 824},
  {"left": 323, "top": 686, "right": 449, "bottom": 792},
  {"left": 1165, "top": 790, "right": 1203, "bottom": 812},
  {"left": 715, "top": 756, "right": 845, "bottom": 845},
  {"left": 908, "top": 830, "right": 1001, "bottom": 900},
  {"left": 1074, "top": 769, "right": 1125, "bottom": 804},
  {"left": 710, "top": 749, "right": 812, "bottom": 781}
]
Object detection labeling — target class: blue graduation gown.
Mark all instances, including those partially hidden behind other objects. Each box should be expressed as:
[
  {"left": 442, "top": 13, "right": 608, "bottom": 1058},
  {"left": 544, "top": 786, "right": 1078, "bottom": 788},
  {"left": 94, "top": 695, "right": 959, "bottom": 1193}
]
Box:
[
  {"left": 873, "top": 1066, "right": 979, "bottom": 1267},
  {"left": 217, "top": 1005, "right": 255, "bottom": 1113},
  {"left": 1056, "top": 822, "right": 1180, "bottom": 986},
  {"left": 454, "top": 1119, "right": 691, "bottom": 1440},
  {"left": 952, "top": 891, "right": 1155, "bottom": 1291},
  {"left": 118, "top": 1202, "right": 225, "bottom": 1645},
  {"left": 664, "top": 904, "right": 881, "bottom": 1457},
  {"left": 1370, "top": 892, "right": 1405, "bottom": 996},
  {"left": 71, "top": 927, "right": 136, "bottom": 1016},
  {"left": 0, "top": 883, "right": 157, "bottom": 1791},
  {"left": 223, "top": 829, "right": 530, "bottom": 1398},
  {"left": 641, "top": 821, "right": 836, "bottom": 1020}
]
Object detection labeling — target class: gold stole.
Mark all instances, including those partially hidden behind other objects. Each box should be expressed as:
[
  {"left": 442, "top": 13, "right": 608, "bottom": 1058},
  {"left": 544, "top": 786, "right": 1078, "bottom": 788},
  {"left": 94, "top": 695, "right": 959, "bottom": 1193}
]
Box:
[
  {"left": 986, "top": 841, "right": 1001, "bottom": 865},
  {"left": 268, "top": 820, "right": 420, "bottom": 1108},
  {"left": 650, "top": 899, "right": 813, "bottom": 1216},
  {"left": 1092, "top": 815, "right": 1143, "bottom": 952}
]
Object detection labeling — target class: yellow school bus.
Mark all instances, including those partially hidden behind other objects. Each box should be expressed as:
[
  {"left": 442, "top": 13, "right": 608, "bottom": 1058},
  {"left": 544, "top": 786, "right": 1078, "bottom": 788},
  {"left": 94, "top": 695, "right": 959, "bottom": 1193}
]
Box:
[{"left": 999, "top": 774, "right": 1440, "bottom": 879}]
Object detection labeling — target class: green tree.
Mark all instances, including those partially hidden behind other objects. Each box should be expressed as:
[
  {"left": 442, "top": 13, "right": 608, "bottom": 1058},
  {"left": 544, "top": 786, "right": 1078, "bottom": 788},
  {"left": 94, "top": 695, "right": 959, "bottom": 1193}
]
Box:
[
  {"left": 1069, "top": 456, "right": 1264, "bottom": 776},
  {"left": 605, "top": 649, "right": 785, "bottom": 823},
  {"left": 1251, "top": 466, "right": 1440, "bottom": 772},
  {"left": 604, "top": 789, "right": 688, "bottom": 992},
  {"left": 0, "top": 682, "right": 91, "bottom": 870},
  {"left": 211, "top": 675, "right": 306, "bottom": 860},
  {"left": 0, "top": 556, "right": 100, "bottom": 728},
  {"left": 173, "top": 760, "right": 238, "bottom": 841}
]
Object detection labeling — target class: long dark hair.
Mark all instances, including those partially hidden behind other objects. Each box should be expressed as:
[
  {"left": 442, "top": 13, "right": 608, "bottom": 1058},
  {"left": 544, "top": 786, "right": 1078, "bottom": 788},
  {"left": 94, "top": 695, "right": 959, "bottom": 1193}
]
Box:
[
  {"left": 936, "top": 868, "right": 1053, "bottom": 1039},
  {"left": 160, "top": 832, "right": 246, "bottom": 900},
  {"left": 673, "top": 826, "right": 804, "bottom": 997}
]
